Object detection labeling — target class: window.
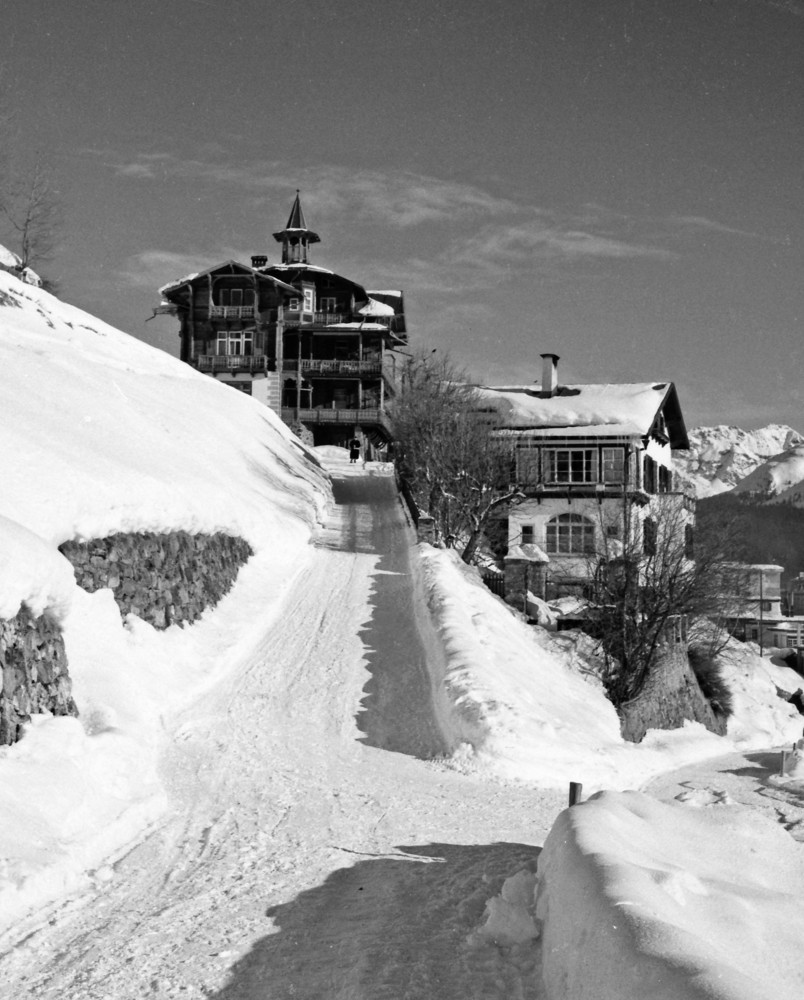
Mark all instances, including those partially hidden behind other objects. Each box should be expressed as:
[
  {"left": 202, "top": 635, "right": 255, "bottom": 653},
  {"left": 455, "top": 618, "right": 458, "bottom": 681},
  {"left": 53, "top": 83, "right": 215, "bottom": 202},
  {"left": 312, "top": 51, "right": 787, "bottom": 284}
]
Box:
[
  {"left": 787, "top": 635, "right": 798, "bottom": 648},
  {"left": 545, "top": 514, "right": 596, "bottom": 555},
  {"left": 643, "top": 517, "right": 657, "bottom": 556},
  {"left": 602, "top": 448, "right": 625, "bottom": 484},
  {"left": 320, "top": 296, "right": 337, "bottom": 313},
  {"left": 684, "top": 524, "right": 694, "bottom": 559},
  {"left": 516, "top": 450, "right": 541, "bottom": 485},
  {"left": 521, "top": 524, "right": 535, "bottom": 544},
  {"left": 643, "top": 456, "right": 657, "bottom": 493},
  {"left": 545, "top": 449, "right": 597, "bottom": 484},
  {"left": 658, "top": 465, "right": 672, "bottom": 493},
  {"left": 216, "top": 288, "right": 253, "bottom": 307},
  {"left": 761, "top": 600, "right": 772, "bottom": 613},
  {"left": 303, "top": 287, "right": 315, "bottom": 313},
  {"left": 216, "top": 329, "right": 253, "bottom": 356}
]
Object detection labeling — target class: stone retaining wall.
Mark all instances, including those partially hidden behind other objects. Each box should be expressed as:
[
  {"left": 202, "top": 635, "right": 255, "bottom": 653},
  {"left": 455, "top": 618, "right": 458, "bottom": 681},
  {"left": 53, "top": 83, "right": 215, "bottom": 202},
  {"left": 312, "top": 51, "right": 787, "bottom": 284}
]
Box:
[
  {"left": 1, "top": 531, "right": 252, "bottom": 746},
  {"left": 618, "top": 640, "right": 727, "bottom": 742},
  {"left": 59, "top": 531, "right": 253, "bottom": 630},
  {"left": 0, "top": 608, "right": 77, "bottom": 745}
]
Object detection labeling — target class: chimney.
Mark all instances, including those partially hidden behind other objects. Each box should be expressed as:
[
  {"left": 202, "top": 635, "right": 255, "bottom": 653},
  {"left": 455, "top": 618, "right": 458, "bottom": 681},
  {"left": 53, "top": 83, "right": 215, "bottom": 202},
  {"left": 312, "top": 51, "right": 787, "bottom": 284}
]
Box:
[
  {"left": 541, "top": 353, "right": 559, "bottom": 396},
  {"left": 251, "top": 254, "right": 268, "bottom": 268}
]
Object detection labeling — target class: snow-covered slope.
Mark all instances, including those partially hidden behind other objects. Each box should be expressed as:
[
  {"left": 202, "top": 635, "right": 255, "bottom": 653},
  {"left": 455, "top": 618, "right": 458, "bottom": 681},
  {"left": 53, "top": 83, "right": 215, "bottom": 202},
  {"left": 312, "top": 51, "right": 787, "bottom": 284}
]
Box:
[
  {"left": 674, "top": 424, "right": 804, "bottom": 498},
  {"left": 731, "top": 443, "right": 804, "bottom": 501},
  {"left": 0, "top": 267, "right": 331, "bottom": 927}
]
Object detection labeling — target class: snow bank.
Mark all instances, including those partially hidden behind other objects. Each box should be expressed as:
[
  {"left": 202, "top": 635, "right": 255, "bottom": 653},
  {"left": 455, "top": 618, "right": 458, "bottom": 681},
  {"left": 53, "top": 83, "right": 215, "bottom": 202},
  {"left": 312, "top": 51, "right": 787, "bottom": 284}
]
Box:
[
  {"left": 536, "top": 791, "right": 804, "bottom": 1000},
  {"left": 0, "top": 515, "right": 76, "bottom": 621},
  {"left": 420, "top": 548, "right": 801, "bottom": 791},
  {"left": 0, "top": 275, "right": 331, "bottom": 939},
  {"left": 0, "top": 271, "right": 328, "bottom": 549}
]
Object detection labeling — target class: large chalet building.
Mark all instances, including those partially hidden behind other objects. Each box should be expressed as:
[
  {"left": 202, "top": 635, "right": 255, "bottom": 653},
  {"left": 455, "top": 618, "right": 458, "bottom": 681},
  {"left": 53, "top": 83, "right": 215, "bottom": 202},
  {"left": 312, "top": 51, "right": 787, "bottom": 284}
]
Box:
[
  {"left": 156, "top": 193, "right": 406, "bottom": 449},
  {"left": 476, "top": 354, "right": 694, "bottom": 606}
]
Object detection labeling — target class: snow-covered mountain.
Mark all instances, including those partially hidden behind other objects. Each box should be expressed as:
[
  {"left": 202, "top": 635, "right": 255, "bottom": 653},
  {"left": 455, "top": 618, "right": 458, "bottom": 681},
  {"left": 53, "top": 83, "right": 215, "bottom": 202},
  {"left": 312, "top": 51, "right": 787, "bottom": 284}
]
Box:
[
  {"left": 731, "top": 444, "right": 804, "bottom": 502},
  {"left": 674, "top": 424, "right": 804, "bottom": 498}
]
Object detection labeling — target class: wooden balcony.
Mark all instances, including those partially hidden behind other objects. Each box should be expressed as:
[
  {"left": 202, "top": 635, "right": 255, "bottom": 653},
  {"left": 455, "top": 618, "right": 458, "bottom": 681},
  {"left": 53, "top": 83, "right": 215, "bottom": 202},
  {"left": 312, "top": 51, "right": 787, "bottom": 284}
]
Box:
[
  {"left": 282, "top": 358, "right": 384, "bottom": 377},
  {"left": 283, "top": 311, "right": 392, "bottom": 327},
  {"left": 281, "top": 407, "right": 392, "bottom": 436},
  {"left": 196, "top": 354, "right": 269, "bottom": 374},
  {"left": 209, "top": 305, "right": 255, "bottom": 320}
]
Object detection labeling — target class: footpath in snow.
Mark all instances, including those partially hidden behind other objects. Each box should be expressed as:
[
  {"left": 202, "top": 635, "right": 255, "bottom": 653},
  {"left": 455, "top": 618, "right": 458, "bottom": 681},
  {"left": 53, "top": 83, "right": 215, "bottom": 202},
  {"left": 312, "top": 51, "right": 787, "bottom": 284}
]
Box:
[{"left": 0, "top": 456, "right": 565, "bottom": 999}]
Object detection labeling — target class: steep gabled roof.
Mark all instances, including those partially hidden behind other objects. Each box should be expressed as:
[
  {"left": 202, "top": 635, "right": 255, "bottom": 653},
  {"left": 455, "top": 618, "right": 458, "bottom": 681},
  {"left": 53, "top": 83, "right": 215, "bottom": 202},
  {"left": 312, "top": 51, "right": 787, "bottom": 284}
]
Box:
[
  {"left": 476, "top": 381, "right": 689, "bottom": 448},
  {"left": 159, "top": 260, "right": 299, "bottom": 297}
]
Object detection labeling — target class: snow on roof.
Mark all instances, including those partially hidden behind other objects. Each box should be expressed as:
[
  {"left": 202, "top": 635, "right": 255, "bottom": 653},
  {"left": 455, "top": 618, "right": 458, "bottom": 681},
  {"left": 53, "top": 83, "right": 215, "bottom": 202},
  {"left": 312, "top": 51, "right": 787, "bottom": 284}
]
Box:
[
  {"left": 476, "top": 382, "right": 672, "bottom": 437},
  {"left": 158, "top": 272, "right": 200, "bottom": 294},
  {"left": 505, "top": 543, "right": 550, "bottom": 562},
  {"left": 268, "top": 263, "right": 334, "bottom": 275},
  {"left": 367, "top": 289, "right": 402, "bottom": 297},
  {"left": 324, "top": 322, "right": 389, "bottom": 331},
  {"left": 158, "top": 260, "right": 298, "bottom": 297},
  {"left": 359, "top": 298, "right": 395, "bottom": 317}
]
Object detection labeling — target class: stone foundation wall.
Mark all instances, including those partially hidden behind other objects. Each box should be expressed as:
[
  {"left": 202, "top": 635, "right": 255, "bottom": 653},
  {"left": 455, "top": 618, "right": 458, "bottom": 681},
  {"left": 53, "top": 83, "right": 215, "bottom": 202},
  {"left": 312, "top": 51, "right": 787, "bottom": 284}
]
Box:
[
  {"left": 0, "top": 608, "right": 77, "bottom": 745},
  {"left": 618, "top": 640, "right": 727, "bottom": 743},
  {"left": 59, "top": 531, "right": 253, "bottom": 630}
]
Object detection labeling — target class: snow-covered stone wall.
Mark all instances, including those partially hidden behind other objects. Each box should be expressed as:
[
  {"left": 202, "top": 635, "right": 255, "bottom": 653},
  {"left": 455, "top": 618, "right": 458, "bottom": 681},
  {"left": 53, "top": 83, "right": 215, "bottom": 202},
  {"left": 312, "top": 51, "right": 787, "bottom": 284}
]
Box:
[
  {"left": 0, "top": 608, "right": 77, "bottom": 745},
  {"left": 59, "top": 532, "right": 253, "bottom": 630}
]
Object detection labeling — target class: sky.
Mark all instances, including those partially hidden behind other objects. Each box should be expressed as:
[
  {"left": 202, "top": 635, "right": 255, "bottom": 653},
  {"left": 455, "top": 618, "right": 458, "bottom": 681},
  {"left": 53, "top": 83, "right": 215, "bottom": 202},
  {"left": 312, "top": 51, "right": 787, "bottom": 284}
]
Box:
[{"left": 1, "top": 0, "right": 803, "bottom": 430}]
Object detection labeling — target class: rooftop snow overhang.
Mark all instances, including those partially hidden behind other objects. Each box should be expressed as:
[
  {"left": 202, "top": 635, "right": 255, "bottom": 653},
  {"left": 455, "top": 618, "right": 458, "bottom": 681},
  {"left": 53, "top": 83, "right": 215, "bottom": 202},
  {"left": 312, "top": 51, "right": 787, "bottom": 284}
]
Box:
[
  {"left": 159, "top": 260, "right": 299, "bottom": 298},
  {"left": 263, "top": 265, "right": 370, "bottom": 305},
  {"left": 475, "top": 381, "right": 690, "bottom": 447}
]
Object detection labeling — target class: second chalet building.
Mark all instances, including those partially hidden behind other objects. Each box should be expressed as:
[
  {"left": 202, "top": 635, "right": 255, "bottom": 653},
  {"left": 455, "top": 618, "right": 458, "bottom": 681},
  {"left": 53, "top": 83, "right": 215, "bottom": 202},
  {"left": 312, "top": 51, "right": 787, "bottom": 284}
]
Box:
[
  {"left": 156, "top": 192, "right": 406, "bottom": 448},
  {"left": 476, "top": 354, "right": 693, "bottom": 606}
]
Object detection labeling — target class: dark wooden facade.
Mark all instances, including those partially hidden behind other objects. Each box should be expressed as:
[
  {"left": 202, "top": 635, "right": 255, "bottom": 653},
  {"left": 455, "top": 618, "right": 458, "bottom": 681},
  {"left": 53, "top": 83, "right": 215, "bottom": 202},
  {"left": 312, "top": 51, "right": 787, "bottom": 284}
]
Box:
[{"left": 156, "top": 193, "right": 407, "bottom": 447}]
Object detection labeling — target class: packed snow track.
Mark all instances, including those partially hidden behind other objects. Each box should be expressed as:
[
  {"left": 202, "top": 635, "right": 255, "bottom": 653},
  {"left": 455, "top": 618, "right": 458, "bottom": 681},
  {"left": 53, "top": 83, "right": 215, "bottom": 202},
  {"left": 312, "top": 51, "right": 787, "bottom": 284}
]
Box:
[{"left": 0, "top": 460, "right": 564, "bottom": 999}]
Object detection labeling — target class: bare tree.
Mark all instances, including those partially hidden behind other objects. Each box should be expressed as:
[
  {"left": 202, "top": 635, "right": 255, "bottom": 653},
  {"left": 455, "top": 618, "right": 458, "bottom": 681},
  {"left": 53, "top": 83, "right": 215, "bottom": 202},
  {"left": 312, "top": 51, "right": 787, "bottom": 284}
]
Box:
[
  {"left": 587, "top": 495, "right": 749, "bottom": 706},
  {"left": 0, "top": 157, "right": 61, "bottom": 271},
  {"left": 390, "top": 351, "right": 521, "bottom": 563}
]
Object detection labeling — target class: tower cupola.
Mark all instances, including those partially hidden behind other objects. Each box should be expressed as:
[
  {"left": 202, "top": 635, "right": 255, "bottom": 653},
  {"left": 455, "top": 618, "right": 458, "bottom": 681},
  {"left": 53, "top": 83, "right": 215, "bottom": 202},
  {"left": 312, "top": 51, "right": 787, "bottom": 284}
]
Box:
[{"left": 272, "top": 190, "right": 320, "bottom": 264}]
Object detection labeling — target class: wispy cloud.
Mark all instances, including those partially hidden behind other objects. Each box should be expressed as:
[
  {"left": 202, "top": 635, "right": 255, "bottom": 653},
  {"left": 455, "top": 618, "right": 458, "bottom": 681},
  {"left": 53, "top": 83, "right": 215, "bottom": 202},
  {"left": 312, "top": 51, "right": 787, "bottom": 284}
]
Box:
[
  {"left": 99, "top": 153, "right": 519, "bottom": 228},
  {"left": 107, "top": 154, "right": 681, "bottom": 298},
  {"left": 452, "top": 219, "right": 674, "bottom": 270},
  {"left": 664, "top": 214, "right": 763, "bottom": 239},
  {"left": 118, "top": 249, "right": 215, "bottom": 289}
]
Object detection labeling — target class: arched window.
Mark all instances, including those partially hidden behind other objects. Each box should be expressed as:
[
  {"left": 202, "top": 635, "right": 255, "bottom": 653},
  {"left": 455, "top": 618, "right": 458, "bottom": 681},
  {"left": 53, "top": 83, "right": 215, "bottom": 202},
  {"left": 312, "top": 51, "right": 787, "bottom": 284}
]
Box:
[{"left": 545, "top": 514, "right": 596, "bottom": 555}]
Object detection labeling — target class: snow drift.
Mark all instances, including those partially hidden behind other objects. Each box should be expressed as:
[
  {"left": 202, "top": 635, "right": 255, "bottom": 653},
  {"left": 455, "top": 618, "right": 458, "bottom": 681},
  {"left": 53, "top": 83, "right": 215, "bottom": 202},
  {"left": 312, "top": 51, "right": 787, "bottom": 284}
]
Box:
[{"left": 536, "top": 791, "right": 804, "bottom": 1000}]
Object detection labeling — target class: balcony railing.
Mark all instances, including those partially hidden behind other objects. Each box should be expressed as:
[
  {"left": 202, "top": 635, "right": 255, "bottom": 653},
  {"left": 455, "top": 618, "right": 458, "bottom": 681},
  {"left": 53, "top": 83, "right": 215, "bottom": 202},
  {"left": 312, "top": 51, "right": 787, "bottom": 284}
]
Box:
[
  {"left": 282, "top": 358, "right": 384, "bottom": 376},
  {"left": 282, "top": 310, "right": 393, "bottom": 327},
  {"left": 281, "top": 407, "right": 392, "bottom": 435},
  {"left": 209, "top": 305, "right": 255, "bottom": 320},
  {"left": 196, "top": 354, "right": 268, "bottom": 373}
]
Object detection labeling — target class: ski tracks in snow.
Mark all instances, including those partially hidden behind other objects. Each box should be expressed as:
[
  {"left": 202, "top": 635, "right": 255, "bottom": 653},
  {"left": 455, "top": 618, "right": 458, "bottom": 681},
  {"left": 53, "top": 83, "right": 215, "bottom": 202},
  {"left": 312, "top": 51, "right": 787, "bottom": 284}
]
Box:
[{"left": 0, "top": 464, "right": 561, "bottom": 999}]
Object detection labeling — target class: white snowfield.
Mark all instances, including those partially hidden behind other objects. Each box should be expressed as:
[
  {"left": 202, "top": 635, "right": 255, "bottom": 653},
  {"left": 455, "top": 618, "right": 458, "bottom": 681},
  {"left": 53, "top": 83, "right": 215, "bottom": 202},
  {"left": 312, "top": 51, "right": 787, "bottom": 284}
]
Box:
[{"left": 2, "top": 267, "right": 804, "bottom": 998}]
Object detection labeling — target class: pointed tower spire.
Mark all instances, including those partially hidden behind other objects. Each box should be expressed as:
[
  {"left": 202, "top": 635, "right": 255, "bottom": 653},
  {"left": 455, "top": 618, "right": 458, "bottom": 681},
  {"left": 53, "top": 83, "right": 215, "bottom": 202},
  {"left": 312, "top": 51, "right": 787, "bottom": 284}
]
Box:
[{"left": 273, "top": 190, "right": 321, "bottom": 264}]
